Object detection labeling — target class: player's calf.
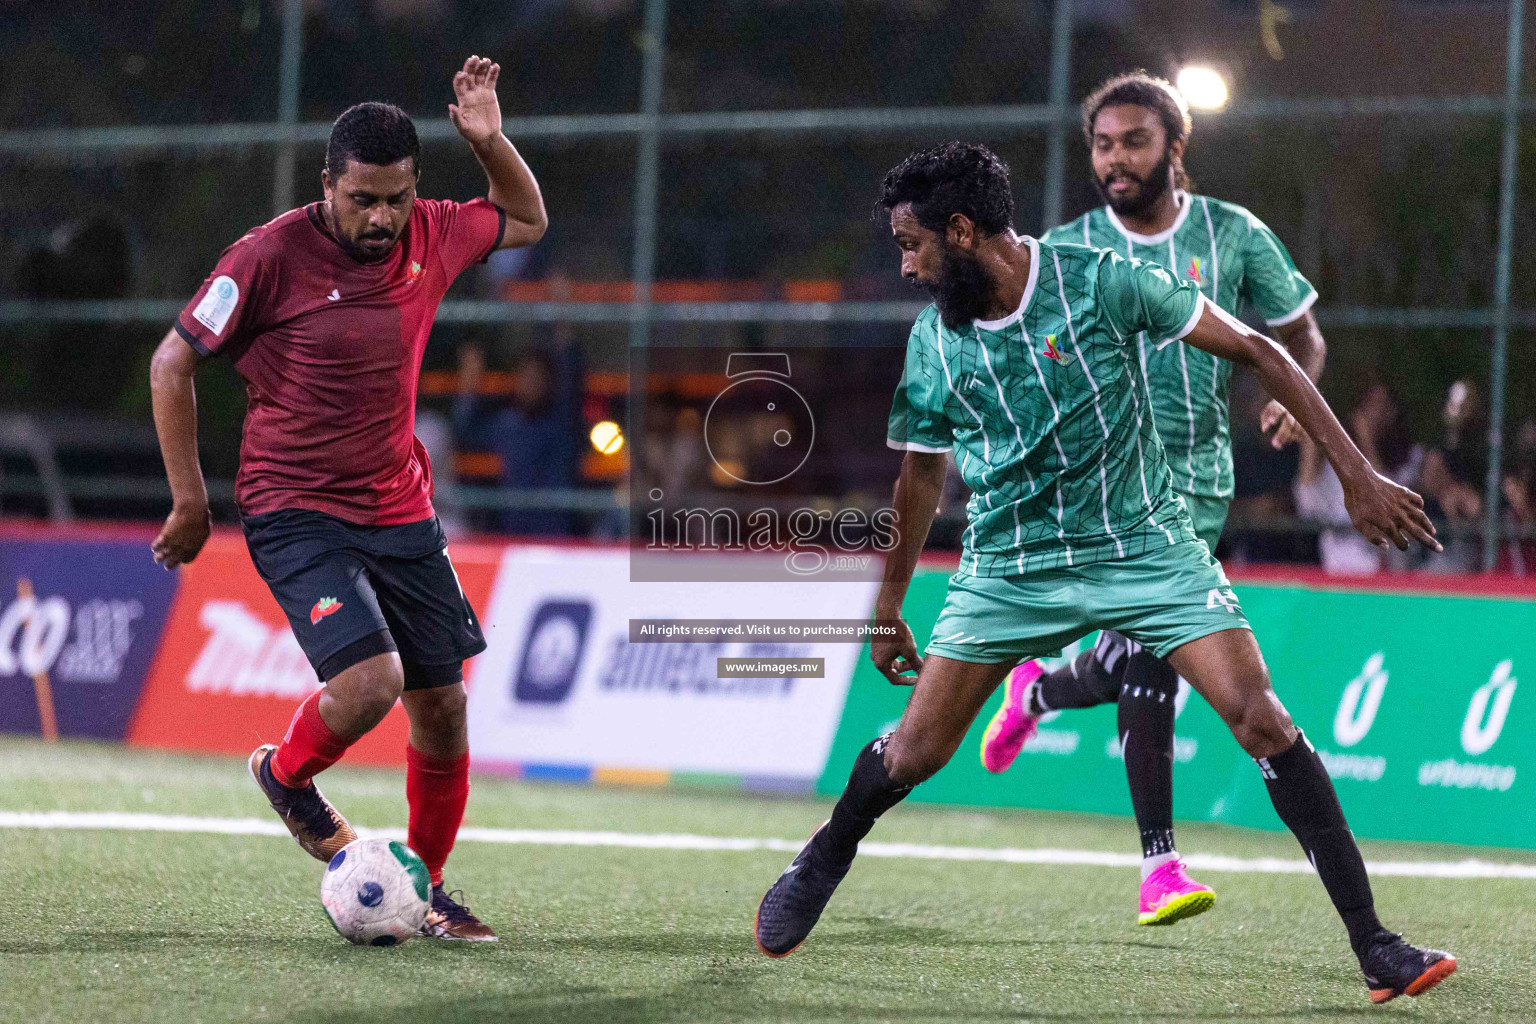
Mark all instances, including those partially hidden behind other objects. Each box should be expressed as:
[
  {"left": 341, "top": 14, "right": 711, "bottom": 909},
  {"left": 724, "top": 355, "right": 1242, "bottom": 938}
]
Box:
[{"left": 1037, "top": 630, "right": 1135, "bottom": 710}]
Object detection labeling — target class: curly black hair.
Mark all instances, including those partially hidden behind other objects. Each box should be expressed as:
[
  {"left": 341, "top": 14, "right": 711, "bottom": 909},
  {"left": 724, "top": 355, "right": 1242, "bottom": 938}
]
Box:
[
  {"left": 326, "top": 102, "right": 420, "bottom": 179},
  {"left": 878, "top": 142, "right": 1014, "bottom": 237},
  {"left": 1081, "top": 72, "right": 1192, "bottom": 150}
]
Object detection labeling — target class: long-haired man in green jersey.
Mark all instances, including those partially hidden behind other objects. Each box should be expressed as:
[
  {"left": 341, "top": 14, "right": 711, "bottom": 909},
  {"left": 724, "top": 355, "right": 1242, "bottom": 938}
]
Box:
[{"left": 977, "top": 71, "right": 1328, "bottom": 926}]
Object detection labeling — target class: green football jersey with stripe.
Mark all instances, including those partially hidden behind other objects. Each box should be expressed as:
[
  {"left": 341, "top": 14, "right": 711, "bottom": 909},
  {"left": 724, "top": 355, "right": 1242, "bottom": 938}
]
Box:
[
  {"left": 1043, "top": 192, "right": 1316, "bottom": 499},
  {"left": 887, "top": 236, "right": 1207, "bottom": 576}
]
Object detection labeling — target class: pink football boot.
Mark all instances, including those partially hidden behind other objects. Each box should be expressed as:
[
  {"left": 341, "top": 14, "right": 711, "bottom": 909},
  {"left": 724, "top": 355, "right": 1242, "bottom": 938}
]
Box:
[
  {"left": 979, "top": 660, "right": 1044, "bottom": 773},
  {"left": 1138, "top": 857, "right": 1216, "bottom": 926}
]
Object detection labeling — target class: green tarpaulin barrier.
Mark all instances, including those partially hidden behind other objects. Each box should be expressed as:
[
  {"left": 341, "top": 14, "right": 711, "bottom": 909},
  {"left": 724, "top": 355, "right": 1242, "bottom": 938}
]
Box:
[{"left": 820, "top": 569, "right": 1536, "bottom": 849}]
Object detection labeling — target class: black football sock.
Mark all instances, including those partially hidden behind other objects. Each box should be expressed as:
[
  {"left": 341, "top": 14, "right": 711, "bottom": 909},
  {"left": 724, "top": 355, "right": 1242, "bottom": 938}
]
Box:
[
  {"left": 1118, "top": 651, "right": 1179, "bottom": 859},
  {"left": 1258, "top": 731, "right": 1384, "bottom": 953},
  {"left": 1036, "top": 630, "right": 1134, "bottom": 713},
  {"left": 812, "top": 734, "right": 914, "bottom": 869}
]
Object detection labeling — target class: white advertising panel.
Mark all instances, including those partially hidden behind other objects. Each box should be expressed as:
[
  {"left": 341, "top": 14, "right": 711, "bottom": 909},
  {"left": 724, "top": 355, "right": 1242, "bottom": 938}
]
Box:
[{"left": 466, "top": 546, "right": 879, "bottom": 780}]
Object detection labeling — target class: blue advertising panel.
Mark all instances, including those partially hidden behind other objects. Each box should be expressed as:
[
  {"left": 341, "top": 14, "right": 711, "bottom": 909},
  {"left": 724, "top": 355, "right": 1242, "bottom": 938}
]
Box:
[{"left": 0, "top": 539, "right": 177, "bottom": 739}]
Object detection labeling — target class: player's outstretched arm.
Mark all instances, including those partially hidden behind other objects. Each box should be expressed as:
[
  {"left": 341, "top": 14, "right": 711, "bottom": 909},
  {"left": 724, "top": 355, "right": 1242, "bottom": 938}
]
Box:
[
  {"left": 871, "top": 451, "right": 947, "bottom": 684},
  {"left": 1183, "top": 305, "right": 1439, "bottom": 553},
  {"left": 448, "top": 55, "right": 547, "bottom": 250},
  {"left": 148, "top": 328, "right": 212, "bottom": 568}
]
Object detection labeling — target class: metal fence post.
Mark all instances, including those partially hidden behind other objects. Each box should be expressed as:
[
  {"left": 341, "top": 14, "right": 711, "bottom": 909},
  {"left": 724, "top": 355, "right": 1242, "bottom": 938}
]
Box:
[
  {"left": 1041, "top": 0, "right": 1075, "bottom": 233},
  {"left": 1483, "top": 0, "right": 1525, "bottom": 571},
  {"left": 627, "top": 0, "right": 668, "bottom": 536},
  {"left": 630, "top": 0, "right": 668, "bottom": 355},
  {"left": 272, "top": 0, "right": 304, "bottom": 216}
]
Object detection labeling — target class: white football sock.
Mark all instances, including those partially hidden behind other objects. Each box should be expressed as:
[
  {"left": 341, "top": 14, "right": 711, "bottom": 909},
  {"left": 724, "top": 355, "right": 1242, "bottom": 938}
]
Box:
[{"left": 1141, "top": 851, "right": 1179, "bottom": 880}]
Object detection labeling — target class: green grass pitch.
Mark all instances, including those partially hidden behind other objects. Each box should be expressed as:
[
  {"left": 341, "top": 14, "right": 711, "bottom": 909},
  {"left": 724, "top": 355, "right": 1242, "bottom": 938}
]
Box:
[{"left": 2, "top": 737, "right": 1534, "bottom": 1023}]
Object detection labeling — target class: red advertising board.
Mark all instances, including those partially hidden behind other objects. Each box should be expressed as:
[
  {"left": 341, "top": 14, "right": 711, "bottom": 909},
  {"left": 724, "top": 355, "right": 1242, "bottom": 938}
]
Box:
[{"left": 127, "top": 532, "right": 501, "bottom": 766}]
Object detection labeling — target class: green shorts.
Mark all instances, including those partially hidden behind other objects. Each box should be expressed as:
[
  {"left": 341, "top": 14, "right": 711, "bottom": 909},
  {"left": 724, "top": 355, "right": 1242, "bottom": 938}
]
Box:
[
  {"left": 925, "top": 540, "right": 1249, "bottom": 665},
  {"left": 1179, "top": 492, "right": 1230, "bottom": 554}
]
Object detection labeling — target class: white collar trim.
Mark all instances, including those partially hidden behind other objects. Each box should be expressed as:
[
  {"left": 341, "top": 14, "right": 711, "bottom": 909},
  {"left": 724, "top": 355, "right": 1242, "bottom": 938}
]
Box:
[
  {"left": 973, "top": 235, "right": 1040, "bottom": 332},
  {"left": 1104, "top": 189, "right": 1191, "bottom": 246}
]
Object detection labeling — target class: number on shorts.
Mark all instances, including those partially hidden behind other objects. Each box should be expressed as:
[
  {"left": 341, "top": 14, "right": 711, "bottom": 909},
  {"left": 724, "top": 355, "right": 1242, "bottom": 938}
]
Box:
[{"left": 1206, "top": 588, "right": 1239, "bottom": 614}]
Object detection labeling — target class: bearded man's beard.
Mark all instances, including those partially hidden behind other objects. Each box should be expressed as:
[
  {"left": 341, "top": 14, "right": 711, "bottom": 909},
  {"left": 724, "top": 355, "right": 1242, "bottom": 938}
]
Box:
[
  {"left": 1095, "top": 148, "right": 1175, "bottom": 218},
  {"left": 922, "top": 240, "right": 995, "bottom": 329}
]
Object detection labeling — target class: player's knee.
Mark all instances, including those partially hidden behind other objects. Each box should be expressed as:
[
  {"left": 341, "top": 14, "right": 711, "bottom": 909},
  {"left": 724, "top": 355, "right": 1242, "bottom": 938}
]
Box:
[
  {"left": 1083, "top": 660, "right": 1126, "bottom": 705},
  {"left": 1226, "top": 693, "right": 1294, "bottom": 759},
  {"left": 1090, "top": 633, "right": 1135, "bottom": 700},
  {"left": 340, "top": 659, "right": 405, "bottom": 718},
  {"left": 882, "top": 734, "right": 947, "bottom": 787}
]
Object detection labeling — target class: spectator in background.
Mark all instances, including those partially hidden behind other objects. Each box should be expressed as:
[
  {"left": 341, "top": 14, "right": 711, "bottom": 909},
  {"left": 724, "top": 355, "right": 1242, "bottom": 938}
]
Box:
[
  {"left": 1293, "top": 383, "right": 1423, "bottom": 574},
  {"left": 20, "top": 215, "right": 131, "bottom": 299},
  {"left": 1419, "top": 378, "right": 1487, "bottom": 572},
  {"left": 1498, "top": 419, "right": 1536, "bottom": 573},
  {"left": 453, "top": 337, "right": 581, "bottom": 536},
  {"left": 641, "top": 393, "right": 708, "bottom": 499}
]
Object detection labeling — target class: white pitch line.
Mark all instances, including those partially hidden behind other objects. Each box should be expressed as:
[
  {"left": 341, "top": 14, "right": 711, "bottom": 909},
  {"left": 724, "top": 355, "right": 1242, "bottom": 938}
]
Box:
[{"left": 3, "top": 810, "right": 1536, "bottom": 880}]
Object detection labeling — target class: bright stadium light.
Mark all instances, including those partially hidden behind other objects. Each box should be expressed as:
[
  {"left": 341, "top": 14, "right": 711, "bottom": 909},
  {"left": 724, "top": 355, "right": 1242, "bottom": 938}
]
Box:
[
  {"left": 1176, "top": 66, "right": 1229, "bottom": 110},
  {"left": 590, "top": 420, "right": 624, "bottom": 455}
]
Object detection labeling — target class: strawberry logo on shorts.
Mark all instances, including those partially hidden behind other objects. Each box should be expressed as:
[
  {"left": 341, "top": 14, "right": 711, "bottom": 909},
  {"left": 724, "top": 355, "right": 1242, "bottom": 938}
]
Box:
[{"left": 310, "top": 597, "right": 344, "bottom": 625}]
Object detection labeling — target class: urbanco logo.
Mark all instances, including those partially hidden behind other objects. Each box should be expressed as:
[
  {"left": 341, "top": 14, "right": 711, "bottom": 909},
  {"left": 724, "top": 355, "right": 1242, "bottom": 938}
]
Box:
[
  {"left": 1333, "top": 652, "right": 1389, "bottom": 748},
  {"left": 1461, "top": 660, "right": 1517, "bottom": 757}
]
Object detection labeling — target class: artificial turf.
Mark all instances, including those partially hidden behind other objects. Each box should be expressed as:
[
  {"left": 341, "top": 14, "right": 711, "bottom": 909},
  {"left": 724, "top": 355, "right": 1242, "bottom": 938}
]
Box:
[{"left": 2, "top": 738, "right": 1532, "bottom": 1023}]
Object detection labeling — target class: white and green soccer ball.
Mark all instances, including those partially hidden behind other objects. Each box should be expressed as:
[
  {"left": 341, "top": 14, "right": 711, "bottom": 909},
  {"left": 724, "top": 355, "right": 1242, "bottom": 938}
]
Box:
[{"left": 320, "top": 838, "right": 431, "bottom": 946}]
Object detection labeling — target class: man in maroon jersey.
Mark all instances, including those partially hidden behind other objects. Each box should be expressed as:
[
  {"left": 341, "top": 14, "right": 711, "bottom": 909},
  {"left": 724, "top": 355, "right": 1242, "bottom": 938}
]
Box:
[{"left": 148, "top": 56, "right": 546, "bottom": 941}]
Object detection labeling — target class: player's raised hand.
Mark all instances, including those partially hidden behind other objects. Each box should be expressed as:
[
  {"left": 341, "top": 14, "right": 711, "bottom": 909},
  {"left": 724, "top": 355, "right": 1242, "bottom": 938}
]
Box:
[
  {"left": 1341, "top": 468, "right": 1442, "bottom": 553},
  {"left": 1260, "top": 399, "right": 1305, "bottom": 449},
  {"left": 151, "top": 501, "right": 212, "bottom": 570},
  {"left": 448, "top": 55, "right": 502, "bottom": 146},
  {"left": 870, "top": 618, "right": 923, "bottom": 686}
]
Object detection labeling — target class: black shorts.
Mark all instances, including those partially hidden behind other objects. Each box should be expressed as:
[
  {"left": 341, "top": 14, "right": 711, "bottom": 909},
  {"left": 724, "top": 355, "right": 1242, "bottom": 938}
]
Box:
[{"left": 240, "top": 508, "right": 487, "bottom": 688}]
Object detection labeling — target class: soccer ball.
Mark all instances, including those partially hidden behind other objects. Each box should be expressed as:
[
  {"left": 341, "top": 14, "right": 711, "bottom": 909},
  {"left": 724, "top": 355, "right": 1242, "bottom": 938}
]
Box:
[{"left": 320, "top": 838, "right": 432, "bottom": 946}]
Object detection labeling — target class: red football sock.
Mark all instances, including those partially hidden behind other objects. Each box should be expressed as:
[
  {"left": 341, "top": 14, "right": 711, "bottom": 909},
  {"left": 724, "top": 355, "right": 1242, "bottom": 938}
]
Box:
[
  {"left": 406, "top": 745, "right": 470, "bottom": 887},
  {"left": 270, "top": 689, "right": 352, "bottom": 788}
]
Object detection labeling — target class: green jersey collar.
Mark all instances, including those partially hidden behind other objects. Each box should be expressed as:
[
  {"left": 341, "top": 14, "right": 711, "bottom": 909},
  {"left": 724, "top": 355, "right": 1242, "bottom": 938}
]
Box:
[
  {"left": 973, "top": 235, "right": 1041, "bottom": 332},
  {"left": 1104, "top": 189, "right": 1192, "bottom": 247}
]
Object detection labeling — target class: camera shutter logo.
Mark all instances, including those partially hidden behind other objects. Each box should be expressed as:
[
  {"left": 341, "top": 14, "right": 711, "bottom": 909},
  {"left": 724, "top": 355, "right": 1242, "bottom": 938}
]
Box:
[{"left": 703, "top": 352, "right": 816, "bottom": 486}]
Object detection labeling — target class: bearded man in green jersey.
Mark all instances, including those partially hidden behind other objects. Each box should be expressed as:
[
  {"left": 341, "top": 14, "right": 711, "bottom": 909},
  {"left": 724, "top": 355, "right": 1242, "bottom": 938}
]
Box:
[
  {"left": 753, "top": 141, "right": 1457, "bottom": 1005},
  {"left": 978, "top": 72, "right": 1329, "bottom": 927}
]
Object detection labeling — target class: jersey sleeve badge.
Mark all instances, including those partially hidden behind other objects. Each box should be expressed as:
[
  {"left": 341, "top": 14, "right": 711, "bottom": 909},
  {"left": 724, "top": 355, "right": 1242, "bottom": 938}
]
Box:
[{"left": 192, "top": 276, "right": 240, "bottom": 336}]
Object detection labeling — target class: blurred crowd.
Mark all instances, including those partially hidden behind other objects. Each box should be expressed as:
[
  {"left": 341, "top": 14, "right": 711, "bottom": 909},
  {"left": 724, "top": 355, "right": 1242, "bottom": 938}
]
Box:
[
  {"left": 431, "top": 337, "right": 1536, "bottom": 577},
  {"left": 1225, "top": 375, "right": 1536, "bottom": 575}
]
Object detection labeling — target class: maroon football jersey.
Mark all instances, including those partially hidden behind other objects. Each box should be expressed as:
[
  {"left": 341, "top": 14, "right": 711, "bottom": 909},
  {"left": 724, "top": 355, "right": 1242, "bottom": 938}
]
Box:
[{"left": 176, "top": 198, "right": 504, "bottom": 525}]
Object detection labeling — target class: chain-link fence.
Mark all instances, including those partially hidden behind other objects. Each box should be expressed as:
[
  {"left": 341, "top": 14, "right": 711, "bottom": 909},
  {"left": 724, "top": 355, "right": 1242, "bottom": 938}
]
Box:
[{"left": 0, "top": 0, "right": 1529, "bottom": 569}]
